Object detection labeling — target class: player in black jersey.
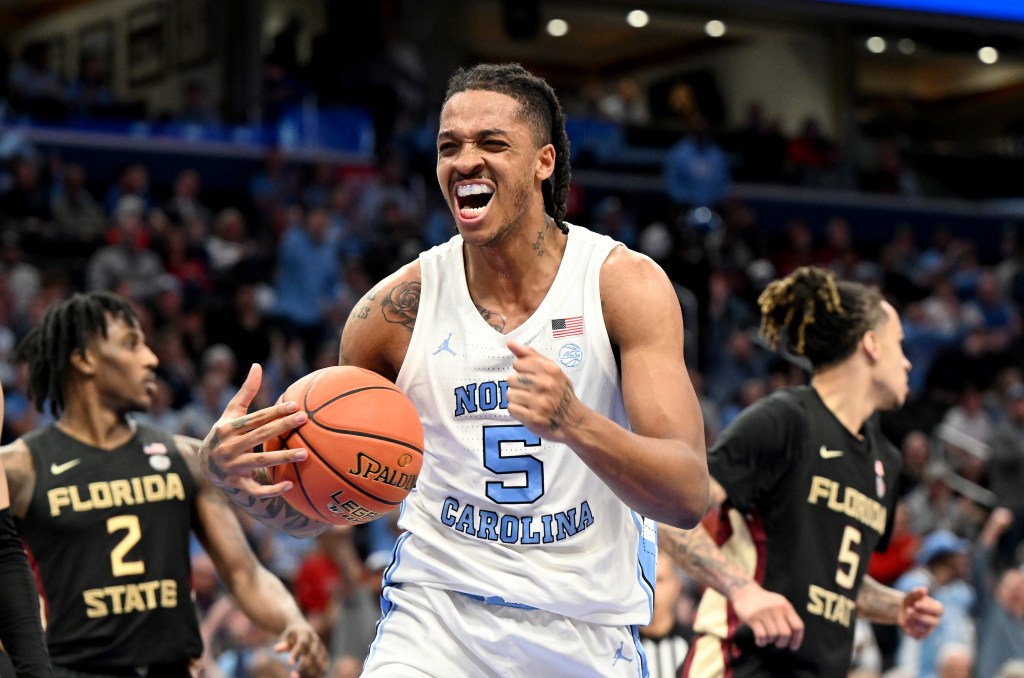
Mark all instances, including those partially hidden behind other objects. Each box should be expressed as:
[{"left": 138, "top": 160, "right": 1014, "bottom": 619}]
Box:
[
  {"left": 0, "top": 292, "right": 327, "bottom": 678},
  {"left": 661, "top": 267, "right": 944, "bottom": 677},
  {"left": 0, "top": 386, "right": 51, "bottom": 678}
]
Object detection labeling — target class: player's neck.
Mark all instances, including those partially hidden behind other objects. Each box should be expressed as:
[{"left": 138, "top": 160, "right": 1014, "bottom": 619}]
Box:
[
  {"left": 811, "top": 367, "right": 874, "bottom": 439},
  {"left": 57, "top": 395, "right": 136, "bottom": 450},
  {"left": 463, "top": 216, "right": 566, "bottom": 325}
]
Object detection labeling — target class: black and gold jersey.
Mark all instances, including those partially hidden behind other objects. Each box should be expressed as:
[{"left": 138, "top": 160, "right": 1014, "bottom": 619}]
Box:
[
  {"left": 684, "top": 386, "right": 900, "bottom": 678},
  {"left": 16, "top": 423, "right": 202, "bottom": 672}
]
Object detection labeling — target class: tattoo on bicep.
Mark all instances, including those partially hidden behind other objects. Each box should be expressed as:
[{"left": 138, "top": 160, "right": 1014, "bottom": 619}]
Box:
[
  {"left": 357, "top": 306, "right": 370, "bottom": 319},
  {"left": 382, "top": 281, "right": 420, "bottom": 332},
  {"left": 475, "top": 305, "right": 506, "bottom": 333}
]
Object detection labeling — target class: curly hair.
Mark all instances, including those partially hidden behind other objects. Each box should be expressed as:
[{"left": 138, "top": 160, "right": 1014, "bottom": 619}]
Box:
[
  {"left": 14, "top": 292, "right": 139, "bottom": 416},
  {"left": 443, "top": 62, "right": 572, "bottom": 234},
  {"left": 758, "top": 266, "right": 885, "bottom": 369}
]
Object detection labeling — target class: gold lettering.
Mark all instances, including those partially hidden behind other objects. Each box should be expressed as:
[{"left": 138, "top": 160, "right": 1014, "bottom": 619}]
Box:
[
  {"left": 806, "top": 584, "right": 856, "bottom": 628},
  {"left": 131, "top": 477, "right": 144, "bottom": 501},
  {"left": 160, "top": 579, "right": 177, "bottom": 608},
  {"left": 110, "top": 479, "right": 134, "bottom": 507},
  {"left": 80, "top": 580, "right": 179, "bottom": 618},
  {"left": 143, "top": 475, "right": 164, "bottom": 501},
  {"left": 165, "top": 473, "right": 185, "bottom": 501},
  {"left": 48, "top": 487, "right": 71, "bottom": 517},
  {"left": 90, "top": 482, "right": 113, "bottom": 510},
  {"left": 123, "top": 584, "right": 147, "bottom": 613},
  {"left": 138, "top": 580, "right": 161, "bottom": 608},
  {"left": 103, "top": 585, "right": 126, "bottom": 614},
  {"left": 83, "top": 589, "right": 108, "bottom": 618},
  {"left": 71, "top": 486, "right": 93, "bottom": 512},
  {"left": 807, "top": 476, "right": 832, "bottom": 504},
  {"left": 807, "top": 475, "right": 887, "bottom": 535}
]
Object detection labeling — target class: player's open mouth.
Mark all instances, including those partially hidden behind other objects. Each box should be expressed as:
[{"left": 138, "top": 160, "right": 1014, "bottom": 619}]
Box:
[{"left": 455, "top": 182, "right": 494, "bottom": 220}]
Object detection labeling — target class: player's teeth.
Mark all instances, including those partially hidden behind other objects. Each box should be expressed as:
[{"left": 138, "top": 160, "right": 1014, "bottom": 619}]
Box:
[
  {"left": 457, "top": 184, "right": 493, "bottom": 197},
  {"left": 460, "top": 206, "right": 486, "bottom": 216}
]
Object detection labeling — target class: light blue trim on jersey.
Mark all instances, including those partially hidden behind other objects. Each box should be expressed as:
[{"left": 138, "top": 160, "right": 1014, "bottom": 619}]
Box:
[
  {"left": 457, "top": 591, "right": 538, "bottom": 610},
  {"left": 632, "top": 624, "right": 650, "bottom": 678},
  {"left": 364, "top": 583, "right": 401, "bottom": 668},
  {"left": 633, "top": 512, "right": 657, "bottom": 620}
]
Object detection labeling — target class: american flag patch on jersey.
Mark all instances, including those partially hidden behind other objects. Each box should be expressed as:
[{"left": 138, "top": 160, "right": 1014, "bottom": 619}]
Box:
[
  {"left": 143, "top": 442, "right": 168, "bottom": 455},
  {"left": 551, "top": 316, "right": 583, "bottom": 338}
]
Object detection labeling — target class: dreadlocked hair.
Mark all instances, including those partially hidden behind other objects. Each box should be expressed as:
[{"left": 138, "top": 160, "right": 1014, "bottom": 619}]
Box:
[
  {"left": 444, "top": 62, "right": 572, "bottom": 233},
  {"left": 14, "top": 291, "right": 138, "bottom": 417},
  {"left": 757, "top": 266, "right": 885, "bottom": 369}
]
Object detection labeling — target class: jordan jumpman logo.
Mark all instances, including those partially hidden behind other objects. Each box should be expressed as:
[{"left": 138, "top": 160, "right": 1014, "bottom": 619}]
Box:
[
  {"left": 433, "top": 332, "right": 456, "bottom": 356},
  {"left": 611, "top": 641, "right": 633, "bottom": 666}
]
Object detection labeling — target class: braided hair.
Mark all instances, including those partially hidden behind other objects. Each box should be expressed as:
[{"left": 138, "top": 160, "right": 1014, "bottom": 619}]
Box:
[
  {"left": 443, "top": 62, "right": 572, "bottom": 234},
  {"left": 757, "top": 266, "right": 885, "bottom": 369},
  {"left": 14, "top": 292, "right": 138, "bottom": 416}
]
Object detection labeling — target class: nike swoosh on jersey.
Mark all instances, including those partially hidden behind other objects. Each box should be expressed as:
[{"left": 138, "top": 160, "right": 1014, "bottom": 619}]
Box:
[
  {"left": 819, "top": 446, "right": 844, "bottom": 459},
  {"left": 51, "top": 459, "right": 82, "bottom": 475}
]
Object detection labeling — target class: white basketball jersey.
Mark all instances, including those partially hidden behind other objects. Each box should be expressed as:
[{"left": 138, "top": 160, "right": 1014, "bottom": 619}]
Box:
[{"left": 391, "top": 225, "right": 657, "bottom": 626}]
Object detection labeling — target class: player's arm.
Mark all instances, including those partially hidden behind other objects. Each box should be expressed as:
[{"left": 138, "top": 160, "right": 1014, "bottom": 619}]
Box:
[
  {"left": 0, "top": 398, "right": 51, "bottom": 677},
  {"left": 180, "top": 436, "right": 328, "bottom": 678},
  {"left": 506, "top": 247, "right": 708, "bottom": 527},
  {"left": 338, "top": 261, "right": 421, "bottom": 377},
  {"left": 659, "top": 479, "right": 806, "bottom": 651},
  {"left": 856, "top": 574, "right": 943, "bottom": 639}
]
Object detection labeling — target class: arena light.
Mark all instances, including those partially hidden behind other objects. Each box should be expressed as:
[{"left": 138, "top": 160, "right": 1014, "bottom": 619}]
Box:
[
  {"left": 866, "top": 36, "right": 887, "bottom": 53},
  {"left": 626, "top": 9, "right": 649, "bottom": 28},
  {"left": 705, "top": 20, "right": 726, "bottom": 38},
  {"left": 897, "top": 38, "right": 916, "bottom": 55},
  {"left": 546, "top": 18, "right": 569, "bottom": 37},
  {"left": 978, "top": 46, "right": 999, "bottom": 64}
]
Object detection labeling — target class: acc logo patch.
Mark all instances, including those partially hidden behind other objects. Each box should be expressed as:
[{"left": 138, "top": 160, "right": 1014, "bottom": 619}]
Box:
[{"left": 559, "top": 343, "right": 583, "bottom": 368}]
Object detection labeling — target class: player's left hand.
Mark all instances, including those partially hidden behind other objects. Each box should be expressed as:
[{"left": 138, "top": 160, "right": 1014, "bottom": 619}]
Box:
[
  {"left": 506, "top": 341, "right": 583, "bottom": 443},
  {"left": 896, "top": 586, "right": 944, "bottom": 639},
  {"left": 275, "top": 620, "right": 328, "bottom": 678}
]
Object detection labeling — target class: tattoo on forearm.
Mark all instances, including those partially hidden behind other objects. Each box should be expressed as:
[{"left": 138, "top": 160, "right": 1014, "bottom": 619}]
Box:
[
  {"left": 660, "top": 526, "right": 751, "bottom": 595},
  {"left": 382, "top": 281, "right": 420, "bottom": 332},
  {"left": 476, "top": 304, "right": 506, "bottom": 333},
  {"left": 857, "top": 578, "right": 902, "bottom": 622}
]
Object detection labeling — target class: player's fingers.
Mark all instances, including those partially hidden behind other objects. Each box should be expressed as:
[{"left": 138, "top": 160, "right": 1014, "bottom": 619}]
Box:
[
  {"left": 785, "top": 608, "right": 805, "bottom": 650},
  {"left": 748, "top": 618, "right": 770, "bottom": 647},
  {"left": 223, "top": 363, "right": 262, "bottom": 415},
  {"left": 234, "top": 475, "right": 292, "bottom": 497},
  {"left": 506, "top": 340, "right": 538, "bottom": 358},
  {"left": 239, "top": 411, "right": 309, "bottom": 449}
]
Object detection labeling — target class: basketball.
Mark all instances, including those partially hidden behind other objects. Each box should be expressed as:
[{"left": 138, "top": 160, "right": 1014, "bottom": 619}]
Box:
[{"left": 265, "top": 366, "right": 424, "bottom": 526}]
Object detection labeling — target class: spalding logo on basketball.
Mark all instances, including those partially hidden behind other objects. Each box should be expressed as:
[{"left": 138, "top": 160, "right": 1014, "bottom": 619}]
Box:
[{"left": 265, "top": 366, "right": 424, "bottom": 525}]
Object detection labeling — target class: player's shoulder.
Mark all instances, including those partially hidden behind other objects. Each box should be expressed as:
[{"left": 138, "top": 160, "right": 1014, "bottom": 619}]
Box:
[
  {"left": 342, "top": 259, "right": 423, "bottom": 379},
  {"left": 0, "top": 438, "right": 36, "bottom": 517}
]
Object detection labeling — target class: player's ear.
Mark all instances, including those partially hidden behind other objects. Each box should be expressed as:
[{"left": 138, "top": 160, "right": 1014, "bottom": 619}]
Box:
[
  {"left": 535, "top": 143, "right": 555, "bottom": 182},
  {"left": 69, "top": 347, "right": 97, "bottom": 376},
  {"left": 862, "top": 330, "right": 881, "bottom": 362}
]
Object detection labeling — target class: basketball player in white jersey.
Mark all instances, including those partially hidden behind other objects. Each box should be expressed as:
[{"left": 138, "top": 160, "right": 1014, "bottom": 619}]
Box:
[{"left": 198, "top": 62, "right": 710, "bottom": 677}]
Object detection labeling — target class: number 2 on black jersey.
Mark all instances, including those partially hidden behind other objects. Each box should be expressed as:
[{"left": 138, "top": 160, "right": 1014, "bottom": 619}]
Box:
[{"left": 107, "top": 515, "right": 144, "bottom": 576}]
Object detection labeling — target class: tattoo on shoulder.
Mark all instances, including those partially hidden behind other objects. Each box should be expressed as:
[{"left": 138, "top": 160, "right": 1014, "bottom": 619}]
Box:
[
  {"left": 382, "top": 281, "right": 420, "bottom": 332},
  {"left": 475, "top": 304, "right": 506, "bottom": 333}
]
